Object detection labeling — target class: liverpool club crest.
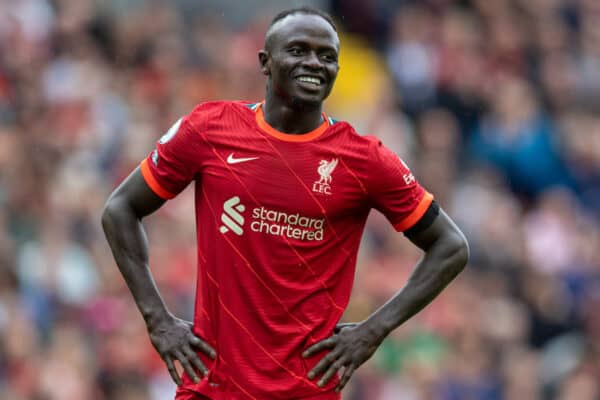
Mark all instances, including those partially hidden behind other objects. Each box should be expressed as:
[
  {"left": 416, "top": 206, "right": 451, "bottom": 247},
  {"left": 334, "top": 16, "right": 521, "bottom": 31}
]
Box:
[{"left": 312, "top": 158, "right": 338, "bottom": 195}]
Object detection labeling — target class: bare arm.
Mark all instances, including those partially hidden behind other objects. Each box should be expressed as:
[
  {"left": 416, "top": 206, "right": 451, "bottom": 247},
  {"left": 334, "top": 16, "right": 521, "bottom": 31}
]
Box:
[
  {"left": 101, "top": 167, "right": 215, "bottom": 385},
  {"left": 304, "top": 207, "right": 469, "bottom": 391},
  {"left": 101, "top": 167, "right": 168, "bottom": 324},
  {"left": 362, "top": 207, "right": 469, "bottom": 337}
]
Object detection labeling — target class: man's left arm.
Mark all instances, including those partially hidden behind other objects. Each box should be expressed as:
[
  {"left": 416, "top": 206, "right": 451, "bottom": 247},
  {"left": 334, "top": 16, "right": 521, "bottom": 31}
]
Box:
[{"left": 303, "top": 205, "right": 469, "bottom": 391}]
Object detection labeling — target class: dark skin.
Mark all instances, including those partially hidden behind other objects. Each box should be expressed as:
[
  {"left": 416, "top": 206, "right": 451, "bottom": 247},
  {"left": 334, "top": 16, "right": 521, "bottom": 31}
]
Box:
[
  {"left": 302, "top": 210, "right": 468, "bottom": 391},
  {"left": 102, "top": 170, "right": 215, "bottom": 385},
  {"left": 102, "top": 12, "right": 469, "bottom": 393},
  {"left": 258, "top": 14, "right": 340, "bottom": 133}
]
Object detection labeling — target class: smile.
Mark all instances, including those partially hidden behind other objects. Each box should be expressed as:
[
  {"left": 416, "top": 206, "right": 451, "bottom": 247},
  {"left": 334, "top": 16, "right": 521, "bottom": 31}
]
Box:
[{"left": 296, "top": 76, "right": 323, "bottom": 86}]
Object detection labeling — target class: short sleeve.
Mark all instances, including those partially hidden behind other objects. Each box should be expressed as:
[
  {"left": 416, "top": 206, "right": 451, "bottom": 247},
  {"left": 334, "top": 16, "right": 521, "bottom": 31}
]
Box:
[
  {"left": 366, "top": 138, "right": 434, "bottom": 232},
  {"left": 140, "top": 112, "right": 204, "bottom": 200}
]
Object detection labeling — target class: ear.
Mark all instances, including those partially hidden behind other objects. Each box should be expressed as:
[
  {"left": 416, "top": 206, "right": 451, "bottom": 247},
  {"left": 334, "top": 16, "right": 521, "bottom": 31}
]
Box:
[{"left": 258, "top": 50, "right": 270, "bottom": 76}]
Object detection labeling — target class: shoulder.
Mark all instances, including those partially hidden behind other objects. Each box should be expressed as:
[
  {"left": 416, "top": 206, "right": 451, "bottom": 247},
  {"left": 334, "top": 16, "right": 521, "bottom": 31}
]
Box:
[
  {"left": 326, "top": 118, "right": 382, "bottom": 152},
  {"left": 186, "top": 100, "right": 257, "bottom": 124},
  {"left": 331, "top": 120, "right": 410, "bottom": 172}
]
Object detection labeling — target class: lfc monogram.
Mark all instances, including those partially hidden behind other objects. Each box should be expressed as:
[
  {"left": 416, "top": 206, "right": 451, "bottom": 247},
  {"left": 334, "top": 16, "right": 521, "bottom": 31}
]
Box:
[{"left": 312, "top": 158, "right": 338, "bottom": 195}]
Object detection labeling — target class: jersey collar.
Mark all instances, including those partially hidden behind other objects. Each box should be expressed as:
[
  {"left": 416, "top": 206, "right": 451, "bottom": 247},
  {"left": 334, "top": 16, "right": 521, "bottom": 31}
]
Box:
[{"left": 255, "top": 101, "right": 330, "bottom": 142}]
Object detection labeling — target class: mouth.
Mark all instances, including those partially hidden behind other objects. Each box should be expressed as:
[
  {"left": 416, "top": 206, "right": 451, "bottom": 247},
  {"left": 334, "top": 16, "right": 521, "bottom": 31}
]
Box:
[{"left": 295, "top": 75, "right": 325, "bottom": 90}]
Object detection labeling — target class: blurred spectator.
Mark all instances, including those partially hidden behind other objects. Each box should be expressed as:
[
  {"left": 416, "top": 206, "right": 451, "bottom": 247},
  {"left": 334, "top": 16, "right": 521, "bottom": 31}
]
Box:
[
  {"left": 468, "top": 76, "right": 573, "bottom": 197},
  {"left": 386, "top": 5, "right": 438, "bottom": 116}
]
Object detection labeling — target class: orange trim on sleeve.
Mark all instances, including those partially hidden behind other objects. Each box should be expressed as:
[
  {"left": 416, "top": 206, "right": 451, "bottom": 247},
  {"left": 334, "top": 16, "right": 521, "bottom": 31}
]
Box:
[
  {"left": 140, "top": 159, "right": 176, "bottom": 200},
  {"left": 255, "top": 102, "right": 330, "bottom": 142},
  {"left": 394, "top": 192, "right": 434, "bottom": 232}
]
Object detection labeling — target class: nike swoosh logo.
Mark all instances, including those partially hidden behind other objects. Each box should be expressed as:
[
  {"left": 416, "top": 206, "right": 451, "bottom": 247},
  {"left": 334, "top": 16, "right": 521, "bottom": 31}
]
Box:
[{"left": 227, "top": 153, "right": 259, "bottom": 164}]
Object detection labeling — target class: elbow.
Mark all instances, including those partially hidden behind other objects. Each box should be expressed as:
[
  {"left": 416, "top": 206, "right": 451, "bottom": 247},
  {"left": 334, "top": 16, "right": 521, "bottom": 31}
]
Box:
[
  {"left": 101, "top": 198, "right": 117, "bottom": 234},
  {"left": 449, "top": 231, "right": 469, "bottom": 275},
  {"left": 101, "top": 194, "right": 143, "bottom": 237},
  {"left": 101, "top": 195, "right": 130, "bottom": 234}
]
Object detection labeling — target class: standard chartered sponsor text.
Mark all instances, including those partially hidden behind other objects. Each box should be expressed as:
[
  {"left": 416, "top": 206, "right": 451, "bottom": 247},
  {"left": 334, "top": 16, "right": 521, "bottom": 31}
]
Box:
[{"left": 250, "top": 206, "right": 324, "bottom": 241}]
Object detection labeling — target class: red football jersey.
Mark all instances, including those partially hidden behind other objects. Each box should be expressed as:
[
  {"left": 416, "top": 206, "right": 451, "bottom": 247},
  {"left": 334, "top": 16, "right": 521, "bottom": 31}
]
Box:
[{"left": 140, "top": 101, "right": 433, "bottom": 399}]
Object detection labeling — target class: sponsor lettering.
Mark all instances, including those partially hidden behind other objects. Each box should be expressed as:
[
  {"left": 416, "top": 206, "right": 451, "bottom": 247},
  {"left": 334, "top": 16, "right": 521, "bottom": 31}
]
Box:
[{"left": 219, "top": 196, "right": 324, "bottom": 241}]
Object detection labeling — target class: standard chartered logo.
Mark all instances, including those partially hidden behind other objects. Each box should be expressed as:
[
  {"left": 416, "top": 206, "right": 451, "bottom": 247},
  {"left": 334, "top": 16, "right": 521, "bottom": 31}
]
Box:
[
  {"left": 219, "top": 196, "right": 245, "bottom": 235},
  {"left": 219, "top": 195, "right": 324, "bottom": 241}
]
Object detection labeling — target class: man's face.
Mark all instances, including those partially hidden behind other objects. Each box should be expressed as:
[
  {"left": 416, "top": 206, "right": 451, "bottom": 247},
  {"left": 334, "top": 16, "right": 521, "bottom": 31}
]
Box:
[{"left": 260, "top": 14, "right": 340, "bottom": 107}]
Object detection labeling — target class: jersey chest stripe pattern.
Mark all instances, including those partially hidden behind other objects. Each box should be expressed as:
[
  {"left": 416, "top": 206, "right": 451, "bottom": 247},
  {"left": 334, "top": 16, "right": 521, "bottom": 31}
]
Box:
[
  {"left": 201, "top": 129, "right": 349, "bottom": 314},
  {"left": 252, "top": 105, "right": 357, "bottom": 258},
  {"left": 339, "top": 157, "right": 368, "bottom": 195},
  {"left": 329, "top": 152, "right": 368, "bottom": 195},
  {"left": 204, "top": 269, "right": 321, "bottom": 390},
  {"left": 188, "top": 117, "right": 345, "bottom": 312},
  {"left": 200, "top": 186, "right": 316, "bottom": 336},
  {"left": 195, "top": 128, "right": 344, "bottom": 313},
  {"left": 250, "top": 126, "right": 354, "bottom": 261}
]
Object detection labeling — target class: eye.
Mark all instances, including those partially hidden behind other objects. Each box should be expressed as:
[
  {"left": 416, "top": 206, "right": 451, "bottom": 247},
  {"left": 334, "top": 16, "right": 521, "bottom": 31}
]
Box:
[
  {"left": 289, "top": 47, "right": 304, "bottom": 56},
  {"left": 320, "top": 53, "right": 338, "bottom": 62}
]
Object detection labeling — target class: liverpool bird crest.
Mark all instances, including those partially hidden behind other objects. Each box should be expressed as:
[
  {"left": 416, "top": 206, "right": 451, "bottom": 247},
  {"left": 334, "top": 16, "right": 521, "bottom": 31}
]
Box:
[{"left": 312, "top": 158, "right": 338, "bottom": 195}]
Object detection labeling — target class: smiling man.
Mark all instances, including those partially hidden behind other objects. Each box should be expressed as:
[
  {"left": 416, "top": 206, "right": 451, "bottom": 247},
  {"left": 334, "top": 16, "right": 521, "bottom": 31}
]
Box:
[
  {"left": 261, "top": 9, "right": 339, "bottom": 119},
  {"left": 102, "top": 7, "right": 469, "bottom": 400}
]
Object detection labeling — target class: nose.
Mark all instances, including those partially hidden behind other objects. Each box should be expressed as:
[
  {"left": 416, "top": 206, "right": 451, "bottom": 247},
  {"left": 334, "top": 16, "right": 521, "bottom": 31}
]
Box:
[{"left": 302, "top": 51, "right": 323, "bottom": 70}]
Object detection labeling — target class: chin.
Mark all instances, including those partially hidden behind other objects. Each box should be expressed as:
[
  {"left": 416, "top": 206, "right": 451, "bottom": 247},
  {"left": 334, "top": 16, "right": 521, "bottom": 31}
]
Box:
[{"left": 290, "top": 95, "right": 325, "bottom": 110}]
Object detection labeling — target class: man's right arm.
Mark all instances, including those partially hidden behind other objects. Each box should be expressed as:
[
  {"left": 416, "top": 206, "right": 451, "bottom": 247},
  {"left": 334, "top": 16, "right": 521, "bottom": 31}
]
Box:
[
  {"left": 101, "top": 167, "right": 215, "bottom": 385},
  {"left": 102, "top": 167, "right": 168, "bottom": 324}
]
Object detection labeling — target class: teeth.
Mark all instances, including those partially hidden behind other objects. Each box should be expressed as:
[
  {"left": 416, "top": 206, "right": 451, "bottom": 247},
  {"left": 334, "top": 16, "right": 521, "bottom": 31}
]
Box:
[{"left": 297, "top": 76, "right": 321, "bottom": 85}]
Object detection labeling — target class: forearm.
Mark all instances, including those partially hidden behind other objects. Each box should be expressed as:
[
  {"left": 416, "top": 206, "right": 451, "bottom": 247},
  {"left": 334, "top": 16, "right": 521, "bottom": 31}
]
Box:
[
  {"left": 365, "top": 234, "right": 468, "bottom": 340},
  {"left": 102, "top": 198, "right": 170, "bottom": 327}
]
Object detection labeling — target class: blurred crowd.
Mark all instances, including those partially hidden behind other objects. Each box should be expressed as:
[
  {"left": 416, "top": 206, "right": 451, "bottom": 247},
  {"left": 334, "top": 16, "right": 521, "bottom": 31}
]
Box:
[{"left": 1, "top": 0, "right": 599, "bottom": 399}]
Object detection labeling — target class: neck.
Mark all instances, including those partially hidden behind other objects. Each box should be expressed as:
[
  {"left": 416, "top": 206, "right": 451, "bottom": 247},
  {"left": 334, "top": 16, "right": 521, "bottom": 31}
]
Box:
[{"left": 263, "top": 91, "right": 323, "bottom": 134}]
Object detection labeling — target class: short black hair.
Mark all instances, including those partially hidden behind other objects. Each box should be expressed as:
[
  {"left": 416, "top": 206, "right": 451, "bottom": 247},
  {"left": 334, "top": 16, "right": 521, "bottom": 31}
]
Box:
[
  {"left": 264, "top": 7, "right": 338, "bottom": 51},
  {"left": 268, "top": 7, "right": 337, "bottom": 33}
]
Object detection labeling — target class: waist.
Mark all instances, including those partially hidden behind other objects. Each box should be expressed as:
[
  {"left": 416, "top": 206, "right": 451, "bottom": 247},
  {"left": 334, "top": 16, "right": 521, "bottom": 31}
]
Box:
[{"left": 179, "top": 365, "right": 341, "bottom": 400}]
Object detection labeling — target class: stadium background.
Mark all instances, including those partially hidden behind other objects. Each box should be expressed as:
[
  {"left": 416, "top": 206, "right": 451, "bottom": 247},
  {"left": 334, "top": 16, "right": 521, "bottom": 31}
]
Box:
[{"left": 1, "top": 0, "right": 599, "bottom": 399}]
